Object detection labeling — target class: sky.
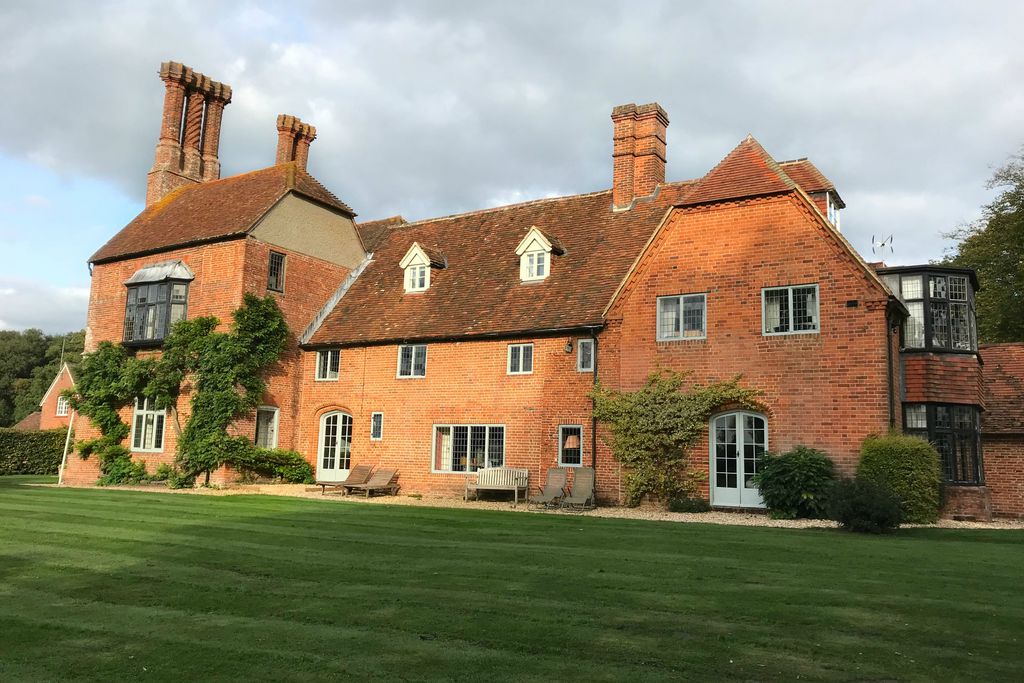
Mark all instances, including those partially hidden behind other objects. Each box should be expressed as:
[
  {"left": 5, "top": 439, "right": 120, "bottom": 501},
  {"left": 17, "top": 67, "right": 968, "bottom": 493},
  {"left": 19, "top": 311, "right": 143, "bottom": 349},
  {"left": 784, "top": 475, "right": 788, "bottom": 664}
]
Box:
[{"left": 0, "top": 0, "right": 1022, "bottom": 333}]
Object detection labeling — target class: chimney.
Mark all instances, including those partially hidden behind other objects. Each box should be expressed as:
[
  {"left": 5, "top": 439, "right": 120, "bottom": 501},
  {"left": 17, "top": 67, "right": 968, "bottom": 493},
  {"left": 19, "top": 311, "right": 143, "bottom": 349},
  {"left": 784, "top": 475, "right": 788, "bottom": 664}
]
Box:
[
  {"left": 611, "top": 102, "right": 669, "bottom": 210},
  {"left": 146, "top": 61, "right": 232, "bottom": 206},
  {"left": 276, "top": 114, "right": 317, "bottom": 169}
]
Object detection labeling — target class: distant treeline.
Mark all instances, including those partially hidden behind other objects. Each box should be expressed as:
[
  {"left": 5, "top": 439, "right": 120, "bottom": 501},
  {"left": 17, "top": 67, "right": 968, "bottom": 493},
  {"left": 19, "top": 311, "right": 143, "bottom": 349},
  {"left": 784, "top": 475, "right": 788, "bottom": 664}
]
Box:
[{"left": 0, "top": 329, "right": 84, "bottom": 427}]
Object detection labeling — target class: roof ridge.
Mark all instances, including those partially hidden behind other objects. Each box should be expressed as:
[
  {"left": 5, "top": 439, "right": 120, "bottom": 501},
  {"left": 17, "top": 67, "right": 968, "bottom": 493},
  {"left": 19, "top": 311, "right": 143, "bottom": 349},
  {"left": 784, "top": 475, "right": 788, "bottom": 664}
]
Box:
[{"left": 386, "top": 179, "right": 698, "bottom": 231}]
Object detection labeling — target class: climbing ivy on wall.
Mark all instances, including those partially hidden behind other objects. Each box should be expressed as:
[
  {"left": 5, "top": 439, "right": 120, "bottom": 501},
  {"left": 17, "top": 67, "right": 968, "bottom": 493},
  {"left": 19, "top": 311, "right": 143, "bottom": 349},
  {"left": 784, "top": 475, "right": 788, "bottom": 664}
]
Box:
[
  {"left": 592, "top": 371, "right": 763, "bottom": 507},
  {"left": 70, "top": 293, "right": 302, "bottom": 486}
]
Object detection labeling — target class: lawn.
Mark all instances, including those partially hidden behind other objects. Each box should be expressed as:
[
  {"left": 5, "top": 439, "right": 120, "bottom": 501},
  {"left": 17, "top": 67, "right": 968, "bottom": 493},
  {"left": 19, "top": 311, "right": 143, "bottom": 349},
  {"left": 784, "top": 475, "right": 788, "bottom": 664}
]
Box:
[{"left": 0, "top": 476, "right": 1021, "bottom": 681}]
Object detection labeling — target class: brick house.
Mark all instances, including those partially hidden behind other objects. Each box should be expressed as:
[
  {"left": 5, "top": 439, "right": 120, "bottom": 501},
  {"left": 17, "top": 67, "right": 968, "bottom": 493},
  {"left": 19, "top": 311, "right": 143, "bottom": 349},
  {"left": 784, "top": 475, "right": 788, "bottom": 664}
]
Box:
[
  {"left": 38, "top": 363, "right": 75, "bottom": 431},
  {"left": 63, "top": 62, "right": 1024, "bottom": 519}
]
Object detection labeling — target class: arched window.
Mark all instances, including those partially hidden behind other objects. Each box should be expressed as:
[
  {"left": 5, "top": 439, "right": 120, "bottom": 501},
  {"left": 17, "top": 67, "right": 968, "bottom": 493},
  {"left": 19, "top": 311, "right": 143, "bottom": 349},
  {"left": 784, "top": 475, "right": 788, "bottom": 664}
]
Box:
[
  {"left": 318, "top": 411, "right": 353, "bottom": 482},
  {"left": 710, "top": 411, "right": 767, "bottom": 508}
]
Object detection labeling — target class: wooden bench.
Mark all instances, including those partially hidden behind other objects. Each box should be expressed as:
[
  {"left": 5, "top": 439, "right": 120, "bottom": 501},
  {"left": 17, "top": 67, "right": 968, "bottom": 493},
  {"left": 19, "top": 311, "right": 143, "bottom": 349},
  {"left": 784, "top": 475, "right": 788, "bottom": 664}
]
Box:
[{"left": 464, "top": 467, "right": 529, "bottom": 506}]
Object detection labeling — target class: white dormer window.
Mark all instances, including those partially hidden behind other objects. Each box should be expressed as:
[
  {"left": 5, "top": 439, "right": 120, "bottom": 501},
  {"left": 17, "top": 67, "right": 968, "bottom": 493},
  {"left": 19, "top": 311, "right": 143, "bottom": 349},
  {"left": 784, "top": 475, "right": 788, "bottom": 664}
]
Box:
[
  {"left": 826, "top": 193, "right": 841, "bottom": 230},
  {"left": 399, "top": 243, "right": 444, "bottom": 293},
  {"left": 515, "top": 226, "right": 562, "bottom": 282}
]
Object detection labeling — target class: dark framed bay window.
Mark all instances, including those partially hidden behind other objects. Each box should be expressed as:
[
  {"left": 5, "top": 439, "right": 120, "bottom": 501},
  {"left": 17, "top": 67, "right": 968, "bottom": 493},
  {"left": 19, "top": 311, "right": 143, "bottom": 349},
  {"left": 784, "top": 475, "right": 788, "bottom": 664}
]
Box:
[
  {"left": 123, "top": 281, "right": 189, "bottom": 344},
  {"left": 904, "top": 403, "right": 983, "bottom": 485},
  {"left": 879, "top": 268, "right": 978, "bottom": 353}
]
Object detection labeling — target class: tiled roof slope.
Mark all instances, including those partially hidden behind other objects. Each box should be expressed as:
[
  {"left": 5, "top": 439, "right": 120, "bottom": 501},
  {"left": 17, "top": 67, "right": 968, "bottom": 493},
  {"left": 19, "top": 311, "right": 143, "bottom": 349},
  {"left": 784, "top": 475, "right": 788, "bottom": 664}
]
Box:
[
  {"left": 91, "top": 163, "right": 355, "bottom": 263},
  {"left": 12, "top": 411, "right": 41, "bottom": 431},
  {"left": 309, "top": 183, "right": 695, "bottom": 346},
  {"left": 779, "top": 158, "right": 833, "bottom": 194},
  {"left": 356, "top": 216, "right": 407, "bottom": 251},
  {"left": 681, "top": 135, "right": 796, "bottom": 206},
  {"left": 981, "top": 343, "right": 1024, "bottom": 434}
]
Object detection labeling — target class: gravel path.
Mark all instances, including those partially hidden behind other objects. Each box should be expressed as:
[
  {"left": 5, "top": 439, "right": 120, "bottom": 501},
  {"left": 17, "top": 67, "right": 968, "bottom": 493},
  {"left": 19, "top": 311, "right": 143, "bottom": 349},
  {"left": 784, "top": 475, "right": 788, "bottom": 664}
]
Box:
[{"left": 44, "top": 482, "right": 1024, "bottom": 530}]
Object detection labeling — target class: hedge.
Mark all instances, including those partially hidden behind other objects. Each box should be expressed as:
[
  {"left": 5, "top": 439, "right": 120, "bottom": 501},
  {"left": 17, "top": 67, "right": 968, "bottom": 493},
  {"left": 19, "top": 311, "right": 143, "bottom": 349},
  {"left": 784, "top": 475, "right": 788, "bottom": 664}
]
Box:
[
  {"left": 0, "top": 428, "right": 67, "bottom": 475},
  {"left": 858, "top": 434, "right": 942, "bottom": 524}
]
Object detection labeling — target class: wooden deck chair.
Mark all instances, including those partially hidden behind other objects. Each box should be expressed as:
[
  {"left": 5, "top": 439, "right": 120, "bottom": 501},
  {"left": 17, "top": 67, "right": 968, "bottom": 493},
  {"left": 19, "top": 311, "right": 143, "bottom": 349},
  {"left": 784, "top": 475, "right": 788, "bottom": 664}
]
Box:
[
  {"left": 347, "top": 468, "right": 399, "bottom": 497},
  {"left": 560, "top": 467, "right": 596, "bottom": 511},
  {"left": 530, "top": 467, "right": 568, "bottom": 508},
  {"left": 319, "top": 464, "right": 373, "bottom": 495}
]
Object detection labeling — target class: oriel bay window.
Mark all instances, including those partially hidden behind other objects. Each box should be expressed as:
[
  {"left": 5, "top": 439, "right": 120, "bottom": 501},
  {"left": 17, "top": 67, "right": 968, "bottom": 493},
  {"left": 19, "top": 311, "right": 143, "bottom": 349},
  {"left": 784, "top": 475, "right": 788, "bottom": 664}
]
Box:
[
  {"left": 880, "top": 268, "right": 977, "bottom": 352},
  {"left": 904, "top": 403, "right": 983, "bottom": 484},
  {"left": 433, "top": 424, "right": 505, "bottom": 472},
  {"left": 122, "top": 260, "right": 193, "bottom": 345}
]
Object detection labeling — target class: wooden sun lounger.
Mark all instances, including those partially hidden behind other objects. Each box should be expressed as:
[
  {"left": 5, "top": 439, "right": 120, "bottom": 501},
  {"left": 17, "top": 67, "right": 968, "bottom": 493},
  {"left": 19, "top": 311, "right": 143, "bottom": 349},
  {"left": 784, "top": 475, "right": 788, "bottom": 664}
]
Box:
[
  {"left": 530, "top": 467, "right": 568, "bottom": 508},
  {"left": 315, "top": 463, "right": 373, "bottom": 495},
  {"left": 560, "top": 467, "right": 596, "bottom": 511},
  {"left": 346, "top": 468, "right": 399, "bottom": 497}
]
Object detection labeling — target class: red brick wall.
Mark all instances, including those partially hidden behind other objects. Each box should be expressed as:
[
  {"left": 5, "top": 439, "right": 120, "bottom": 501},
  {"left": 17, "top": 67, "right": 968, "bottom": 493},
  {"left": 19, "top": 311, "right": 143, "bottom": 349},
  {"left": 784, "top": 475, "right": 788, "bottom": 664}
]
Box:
[
  {"left": 902, "top": 353, "right": 984, "bottom": 406},
  {"left": 607, "top": 193, "right": 896, "bottom": 480},
  {"left": 296, "top": 334, "right": 600, "bottom": 498},
  {"left": 983, "top": 434, "right": 1024, "bottom": 518},
  {"left": 38, "top": 368, "right": 75, "bottom": 431}
]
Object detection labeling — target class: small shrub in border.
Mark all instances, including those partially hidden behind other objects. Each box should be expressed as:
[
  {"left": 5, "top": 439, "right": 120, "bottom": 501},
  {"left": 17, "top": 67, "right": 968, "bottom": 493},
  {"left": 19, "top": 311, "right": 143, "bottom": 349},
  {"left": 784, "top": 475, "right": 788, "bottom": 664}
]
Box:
[
  {"left": 857, "top": 434, "right": 941, "bottom": 524},
  {"left": 0, "top": 428, "right": 67, "bottom": 475},
  {"left": 752, "top": 445, "right": 836, "bottom": 519},
  {"left": 830, "top": 478, "right": 902, "bottom": 533},
  {"left": 668, "top": 497, "right": 712, "bottom": 513}
]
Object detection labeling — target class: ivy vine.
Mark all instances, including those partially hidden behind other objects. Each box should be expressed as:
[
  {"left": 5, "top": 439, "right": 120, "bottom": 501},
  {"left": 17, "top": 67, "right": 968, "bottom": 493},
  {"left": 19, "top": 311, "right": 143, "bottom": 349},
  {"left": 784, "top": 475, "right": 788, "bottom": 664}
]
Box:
[
  {"left": 69, "top": 293, "right": 310, "bottom": 486},
  {"left": 592, "top": 371, "right": 763, "bottom": 506}
]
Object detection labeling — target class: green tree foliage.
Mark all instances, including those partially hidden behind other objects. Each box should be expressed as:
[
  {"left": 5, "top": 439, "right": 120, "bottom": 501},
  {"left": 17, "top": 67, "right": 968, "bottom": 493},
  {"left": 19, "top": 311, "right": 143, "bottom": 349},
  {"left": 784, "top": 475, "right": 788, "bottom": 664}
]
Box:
[
  {"left": 0, "top": 329, "right": 84, "bottom": 427},
  {"left": 592, "top": 371, "right": 762, "bottom": 506},
  {"left": 944, "top": 151, "right": 1024, "bottom": 343},
  {"left": 69, "top": 294, "right": 289, "bottom": 485}
]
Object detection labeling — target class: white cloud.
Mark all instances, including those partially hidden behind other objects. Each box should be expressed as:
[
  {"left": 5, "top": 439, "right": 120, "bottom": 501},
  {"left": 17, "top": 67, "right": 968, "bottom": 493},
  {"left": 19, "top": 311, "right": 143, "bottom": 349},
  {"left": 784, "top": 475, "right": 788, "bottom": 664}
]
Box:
[
  {"left": 0, "top": 278, "right": 88, "bottom": 333},
  {"left": 23, "top": 194, "right": 49, "bottom": 207}
]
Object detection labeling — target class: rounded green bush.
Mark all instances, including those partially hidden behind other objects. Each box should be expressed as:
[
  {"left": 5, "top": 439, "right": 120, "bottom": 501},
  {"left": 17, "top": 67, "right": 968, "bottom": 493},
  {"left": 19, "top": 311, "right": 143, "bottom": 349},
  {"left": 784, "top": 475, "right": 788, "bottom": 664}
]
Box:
[
  {"left": 857, "top": 434, "right": 941, "bottom": 524},
  {"left": 830, "top": 478, "right": 902, "bottom": 533},
  {"left": 752, "top": 445, "right": 836, "bottom": 519}
]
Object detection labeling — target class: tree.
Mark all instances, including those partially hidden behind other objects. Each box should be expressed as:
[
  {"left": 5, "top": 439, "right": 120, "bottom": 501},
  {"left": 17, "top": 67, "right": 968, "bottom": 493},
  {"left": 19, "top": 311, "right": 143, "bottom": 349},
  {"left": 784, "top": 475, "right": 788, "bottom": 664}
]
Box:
[
  {"left": 944, "top": 150, "right": 1024, "bottom": 343},
  {"left": 0, "top": 329, "right": 84, "bottom": 427}
]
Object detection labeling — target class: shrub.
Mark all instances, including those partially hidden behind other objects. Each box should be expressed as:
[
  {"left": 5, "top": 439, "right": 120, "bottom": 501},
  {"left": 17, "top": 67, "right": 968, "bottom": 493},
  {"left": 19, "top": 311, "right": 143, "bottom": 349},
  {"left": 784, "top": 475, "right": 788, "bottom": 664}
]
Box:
[
  {"left": 220, "top": 441, "right": 315, "bottom": 484},
  {"left": 96, "top": 447, "right": 147, "bottom": 486},
  {"left": 830, "top": 478, "right": 903, "bottom": 533},
  {"left": 0, "top": 428, "right": 67, "bottom": 475},
  {"left": 857, "top": 434, "right": 941, "bottom": 523},
  {"left": 668, "top": 497, "right": 711, "bottom": 513},
  {"left": 149, "top": 463, "right": 174, "bottom": 481},
  {"left": 753, "top": 446, "right": 836, "bottom": 519}
]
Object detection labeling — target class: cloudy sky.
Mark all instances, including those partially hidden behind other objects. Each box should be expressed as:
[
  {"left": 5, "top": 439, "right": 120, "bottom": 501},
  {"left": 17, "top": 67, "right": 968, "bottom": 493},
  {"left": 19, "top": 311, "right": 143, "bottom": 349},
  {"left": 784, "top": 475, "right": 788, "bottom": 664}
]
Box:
[{"left": 1, "top": 0, "right": 1021, "bottom": 333}]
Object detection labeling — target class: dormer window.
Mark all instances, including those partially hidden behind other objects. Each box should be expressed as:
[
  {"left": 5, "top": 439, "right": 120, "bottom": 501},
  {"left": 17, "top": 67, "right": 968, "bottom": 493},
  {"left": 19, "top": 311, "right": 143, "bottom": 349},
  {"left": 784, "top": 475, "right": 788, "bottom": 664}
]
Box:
[
  {"left": 826, "top": 193, "right": 841, "bottom": 229},
  {"left": 515, "top": 226, "right": 564, "bottom": 283},
  {"left": 399, "top": 242, "right": 445, "bottom": 293}
]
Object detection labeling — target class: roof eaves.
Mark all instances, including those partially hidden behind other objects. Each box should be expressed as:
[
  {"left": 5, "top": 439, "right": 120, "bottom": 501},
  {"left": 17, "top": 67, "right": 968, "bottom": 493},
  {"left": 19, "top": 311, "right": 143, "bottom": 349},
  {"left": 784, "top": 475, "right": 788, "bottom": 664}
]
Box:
[{"left": 303, "top": 322, "right": 606, "bottom": 350}]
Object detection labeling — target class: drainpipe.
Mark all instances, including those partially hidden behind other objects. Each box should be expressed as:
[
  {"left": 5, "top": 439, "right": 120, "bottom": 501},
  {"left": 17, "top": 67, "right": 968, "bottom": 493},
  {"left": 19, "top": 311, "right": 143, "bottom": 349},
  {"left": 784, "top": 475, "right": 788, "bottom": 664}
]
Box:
[
  {"left": 590, "top": 329, "right": 599, "bottom": 501},
  {"left": 885, "top": 308, "right": 897, "bottom": 431}
]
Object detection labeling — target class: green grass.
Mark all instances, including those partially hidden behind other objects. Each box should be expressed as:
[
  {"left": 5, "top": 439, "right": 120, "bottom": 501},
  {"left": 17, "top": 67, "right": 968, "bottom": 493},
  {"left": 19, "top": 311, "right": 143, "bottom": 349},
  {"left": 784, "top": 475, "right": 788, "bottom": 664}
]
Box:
[{"left": 0, "top": 477, "right": 1021, "bottom": 681}]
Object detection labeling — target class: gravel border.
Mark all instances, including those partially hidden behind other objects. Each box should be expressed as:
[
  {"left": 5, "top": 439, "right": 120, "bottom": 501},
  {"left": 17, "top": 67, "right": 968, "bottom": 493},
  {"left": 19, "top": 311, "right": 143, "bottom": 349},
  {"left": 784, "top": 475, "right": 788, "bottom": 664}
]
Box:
[{"left": 40, "top": 482, "right": 1024, "bottom": 530}]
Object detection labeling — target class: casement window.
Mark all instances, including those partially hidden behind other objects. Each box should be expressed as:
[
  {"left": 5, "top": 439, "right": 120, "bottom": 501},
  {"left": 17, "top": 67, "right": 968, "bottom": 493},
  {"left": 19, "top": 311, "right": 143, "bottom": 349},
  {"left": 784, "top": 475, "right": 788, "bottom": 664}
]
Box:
[
  {"left": 762, "top": 284, "right": 819, "bottom": 335},
  {"left": 56, "top": 395, "right": 70, "bottom": 417},
  {"left": 267, "top": 251, "right": 286, "bottom": 292},
  {"left": 316, "top": 349, "right": 340, "bottom": 381},
  {"left": 123, "top": 281, "right": 189, "bottom": 343},
  {"left": 398, "top": 344, "right": 427, "bottom": 378},
  {"left": 577, "top": 338, "right": 595, "bottom": 372},
  {"left": 826, "top": 193, "right": 841, "bottom": 229},
  {"left": 507, "top": 343, "right": 534, "bottom": 375},
  {"left": 523, "top": 251, "right": 547, "bottom": 280},
  {"left": 903, "top": 403, "right": 983, "bottom": 484},
  {"left": 432, "top": 424, "right": 505, "bottom": 472},
  {"left": 400, "top": 243, "right": 441, "bottom": 293},
  {"left": 516, "top": 226, "right": 560, "bottom": 282},
  {"left": 370, "top": 412, "right": 384, "bottom": 441},
  {"left": 405, "top": 264, "right": 428, "bottom": 292},
  {"left": 254, "top": 406, "right": 279, "bottom": 449},
  {"left": 886, "top": 270, "right": 976, "bottom": 352},
  {"left": 559, "top": 425, "right": 584, "bottom": 467},
  {"left": 130, "top": 397, "right": 165, "bottom": 452},
  {"left": 657, "top": 294, "right": 707, "bottom": 341}
]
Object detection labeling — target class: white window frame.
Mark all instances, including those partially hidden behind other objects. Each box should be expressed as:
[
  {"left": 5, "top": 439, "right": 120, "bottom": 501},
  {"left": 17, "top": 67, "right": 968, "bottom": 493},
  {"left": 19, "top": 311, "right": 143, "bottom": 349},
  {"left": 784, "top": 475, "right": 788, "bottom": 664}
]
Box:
[
  {"left": 315, "top": 349, "right": 340, "bottom": 381},
  {"left": 558, "top": 424, "right": 584, "bottom": 467},
  {"left": 405, "top": 264, "right": 429, "bottom": 292},
  {"left": 255, "top": 406, "right": 280, "bottom": 449},
  {"left": 576, "top": 338, "right": 595, "bottom": 372},
  {"left": 130, "top": 397, "right": 166, "bottom": 453},
  {"left": 521, "top": 250, "right": 548, "bottom": 281},
  {"left": 397, "top": 344, "right": 427, "bottom": 378},
  {"left": 267, "top": 251, "right": 287, "bottom": 292},
  {"left": 370, "top": 412, "right": 384, "bottom": 441},
  {"left": 656, "top": 293, "right": 707, "bottom": 341},
  {"left": 761, "top": 284, "right": 820, "bottom": 336},
  {"left": 430, "top": 423, "right": 506, "bottom": 474},
  {"left": 507, "top": 343, "right": 534, "bottom": 375},
  {"left": 55, "top": 395, "right": 70, "bottom": 417}
]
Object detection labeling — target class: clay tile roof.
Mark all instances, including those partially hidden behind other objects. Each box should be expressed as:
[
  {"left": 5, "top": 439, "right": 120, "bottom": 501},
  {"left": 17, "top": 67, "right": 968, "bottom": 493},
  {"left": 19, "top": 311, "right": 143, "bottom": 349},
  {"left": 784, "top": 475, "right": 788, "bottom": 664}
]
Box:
[
  {"left": 980, "top": 343, "right": 1024, "bottom": 434},
  {"left": 357, "top": 216, "right": 407, "bottom": 251},
  {"left": 779, "top": 158, "right": 844, "bottom": 208},
  {"left": 90, "top": 163, "right": 355, "bottom": 264},
  {"left": 308, "top": 182, "right": 695, "bottom": 346},
  {"left": 12, "top": 411, "right": 41, "bottom": 431},
  {"left": 681, "top": 135, "right": 796, "bottom": 207}
]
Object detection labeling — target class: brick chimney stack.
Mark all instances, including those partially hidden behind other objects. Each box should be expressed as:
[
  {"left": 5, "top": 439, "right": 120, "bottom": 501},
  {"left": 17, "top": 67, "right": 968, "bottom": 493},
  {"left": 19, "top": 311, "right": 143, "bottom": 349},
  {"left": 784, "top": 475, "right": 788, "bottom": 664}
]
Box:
[
  {"left": 146, "top": 61, "right": 232, "bottom": 206},
  {"left": 611, "top": 102, "right": 669, "bottom": 210},
  {"left": 275, "top": 114, "right": 317, "bottom": 169}
]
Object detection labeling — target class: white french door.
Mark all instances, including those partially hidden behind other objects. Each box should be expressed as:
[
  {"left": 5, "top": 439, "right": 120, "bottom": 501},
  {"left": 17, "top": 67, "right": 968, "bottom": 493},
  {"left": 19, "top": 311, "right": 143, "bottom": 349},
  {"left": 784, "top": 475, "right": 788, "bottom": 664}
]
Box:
[
  {"left": 710, "top": 412, "right": 767, "bottom": 508},
  {"left": 317, "top": 411, "right": 353, "bottom": 482}
]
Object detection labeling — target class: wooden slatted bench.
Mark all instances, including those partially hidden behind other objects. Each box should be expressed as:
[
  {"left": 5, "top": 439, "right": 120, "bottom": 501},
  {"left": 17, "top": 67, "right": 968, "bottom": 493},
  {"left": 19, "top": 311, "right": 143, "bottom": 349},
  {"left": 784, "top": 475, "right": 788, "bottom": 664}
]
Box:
[{"left": 464, "top": 467, "right": 530, "bottom": 507}]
